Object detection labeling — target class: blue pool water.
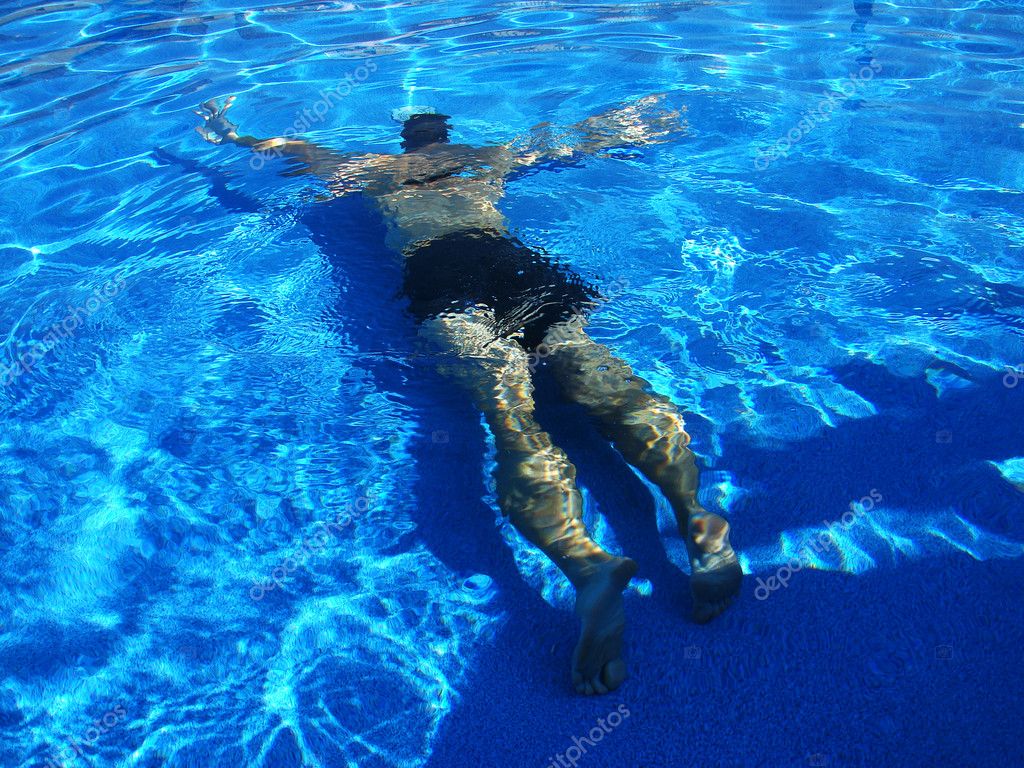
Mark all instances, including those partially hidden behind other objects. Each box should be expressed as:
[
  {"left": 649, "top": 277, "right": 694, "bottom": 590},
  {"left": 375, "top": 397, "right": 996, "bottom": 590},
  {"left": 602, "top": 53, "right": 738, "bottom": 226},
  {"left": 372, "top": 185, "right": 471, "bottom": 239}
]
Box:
[{"left": 1, "top": 1, "right": 1023, "bottom": 766}]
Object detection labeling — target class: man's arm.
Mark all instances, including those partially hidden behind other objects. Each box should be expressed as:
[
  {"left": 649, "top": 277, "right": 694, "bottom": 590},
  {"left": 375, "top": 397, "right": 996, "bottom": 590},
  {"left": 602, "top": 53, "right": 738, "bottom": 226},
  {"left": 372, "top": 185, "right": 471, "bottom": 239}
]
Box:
[
  {"left": 194, "top": 97, "right": 375, "bottom": 188},
  {"left": 505, "top": 94, "right": 687, "bottom": 169}
]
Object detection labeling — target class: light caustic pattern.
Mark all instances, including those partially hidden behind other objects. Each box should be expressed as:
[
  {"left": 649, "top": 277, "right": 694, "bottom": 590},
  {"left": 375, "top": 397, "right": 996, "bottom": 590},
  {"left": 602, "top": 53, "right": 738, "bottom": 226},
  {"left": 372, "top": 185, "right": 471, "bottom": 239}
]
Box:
[{"left": 1, "top": 0, "right": 1023, "bottom": 766}]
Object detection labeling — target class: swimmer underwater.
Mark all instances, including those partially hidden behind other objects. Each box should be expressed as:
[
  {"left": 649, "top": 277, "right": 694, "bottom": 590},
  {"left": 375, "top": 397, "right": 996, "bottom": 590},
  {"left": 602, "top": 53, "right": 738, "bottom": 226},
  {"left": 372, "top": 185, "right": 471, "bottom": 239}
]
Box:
[{"left": 195, "top": 94, "right": 742, "bottom": 696}]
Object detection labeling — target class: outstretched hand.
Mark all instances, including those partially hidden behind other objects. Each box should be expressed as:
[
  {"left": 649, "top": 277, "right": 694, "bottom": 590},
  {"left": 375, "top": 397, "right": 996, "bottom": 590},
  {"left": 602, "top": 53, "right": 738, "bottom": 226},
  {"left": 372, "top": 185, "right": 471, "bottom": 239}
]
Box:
[
  {"left": 194, "top": 96, "right": 240, "bottom": 144},
  {"left": 508, "top": 93, "right": 688, "bottom": 166},
  {"left": 581, "top": 93, "right": 686, "bottom": 147}
]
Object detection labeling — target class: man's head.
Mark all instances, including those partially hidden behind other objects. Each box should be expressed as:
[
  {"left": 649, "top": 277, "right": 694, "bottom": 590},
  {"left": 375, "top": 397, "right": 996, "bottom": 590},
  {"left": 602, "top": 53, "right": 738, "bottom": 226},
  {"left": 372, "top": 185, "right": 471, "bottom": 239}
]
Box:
[{"left": 401, "top": 113, "right": 451, "bottom": 152}]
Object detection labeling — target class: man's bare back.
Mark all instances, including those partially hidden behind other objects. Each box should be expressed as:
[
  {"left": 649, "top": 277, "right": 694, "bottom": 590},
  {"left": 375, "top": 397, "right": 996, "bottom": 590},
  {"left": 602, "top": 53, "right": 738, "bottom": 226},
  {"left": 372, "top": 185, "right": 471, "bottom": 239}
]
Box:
[
  {"left": 196, "top": 96, "right": 679, "bottom": 249},
  {"left": 353, "top": 143, "right": 515, "bottom": 250}
]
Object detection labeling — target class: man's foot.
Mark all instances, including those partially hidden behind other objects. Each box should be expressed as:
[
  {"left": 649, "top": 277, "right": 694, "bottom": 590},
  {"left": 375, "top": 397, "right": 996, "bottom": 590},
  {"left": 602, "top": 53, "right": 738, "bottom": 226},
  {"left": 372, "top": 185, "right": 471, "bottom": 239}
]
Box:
[
  {"left": 687, "top": 513, "right": 742, "bottom": 624},
  {"left": 571, "top": 557, "right": 638, "bottom": 695}
]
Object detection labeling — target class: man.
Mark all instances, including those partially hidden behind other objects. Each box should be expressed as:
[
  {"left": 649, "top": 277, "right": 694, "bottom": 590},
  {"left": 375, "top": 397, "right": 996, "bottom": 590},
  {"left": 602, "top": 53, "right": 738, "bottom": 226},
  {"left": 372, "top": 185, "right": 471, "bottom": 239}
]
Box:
[{"left": 195, "top": 95, "right": 742, "bottom": 695}]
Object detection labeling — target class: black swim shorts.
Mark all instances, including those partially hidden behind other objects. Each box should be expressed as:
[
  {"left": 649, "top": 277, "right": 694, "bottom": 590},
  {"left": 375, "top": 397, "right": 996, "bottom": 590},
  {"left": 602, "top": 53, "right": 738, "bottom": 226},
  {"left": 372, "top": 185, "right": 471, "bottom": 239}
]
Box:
[{"left": 402, "top": 229, "right": 600, "bottom": 350}]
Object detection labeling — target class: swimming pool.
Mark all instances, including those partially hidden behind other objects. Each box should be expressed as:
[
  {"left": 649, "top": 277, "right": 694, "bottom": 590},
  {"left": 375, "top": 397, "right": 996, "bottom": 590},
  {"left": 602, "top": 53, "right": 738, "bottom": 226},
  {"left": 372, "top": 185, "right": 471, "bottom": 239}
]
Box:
[{"left": 1, "top": 0, "right": 1022, "bottom": 766}]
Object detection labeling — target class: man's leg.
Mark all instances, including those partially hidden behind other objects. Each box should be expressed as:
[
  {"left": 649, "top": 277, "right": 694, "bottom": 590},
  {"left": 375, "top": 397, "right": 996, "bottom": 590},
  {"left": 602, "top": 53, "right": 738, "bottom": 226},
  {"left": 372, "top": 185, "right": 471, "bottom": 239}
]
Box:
[
  {"left": 419, "top": 310, "right": 637, "bottom": 694},
  {"left": 543, "top": 319, "right": 742, "bottom": 623}
]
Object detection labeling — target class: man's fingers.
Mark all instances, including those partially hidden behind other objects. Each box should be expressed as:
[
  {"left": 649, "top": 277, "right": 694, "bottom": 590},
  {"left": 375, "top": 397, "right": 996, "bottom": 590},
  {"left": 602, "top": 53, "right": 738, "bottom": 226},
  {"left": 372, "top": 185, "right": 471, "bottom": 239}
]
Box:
[{"left": 194, "top": 126, "right": 221, "bottom": 143}]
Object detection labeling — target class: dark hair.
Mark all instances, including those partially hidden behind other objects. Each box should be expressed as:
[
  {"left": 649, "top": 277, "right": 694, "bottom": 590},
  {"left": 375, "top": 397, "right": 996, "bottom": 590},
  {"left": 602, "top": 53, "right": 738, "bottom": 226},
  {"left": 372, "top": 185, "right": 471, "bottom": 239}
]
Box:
[{"left": 401, "top": 113, "right": 451, "bottom": 152}]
